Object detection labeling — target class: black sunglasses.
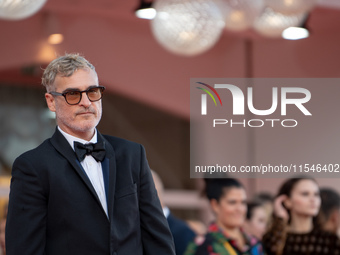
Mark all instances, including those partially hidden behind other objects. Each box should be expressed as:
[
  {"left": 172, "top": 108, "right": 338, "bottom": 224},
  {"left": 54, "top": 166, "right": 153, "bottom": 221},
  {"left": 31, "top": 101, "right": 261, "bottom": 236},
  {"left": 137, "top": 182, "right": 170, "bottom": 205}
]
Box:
[{"left": 50, "top": 86, "right": 105, "bottom": 105}]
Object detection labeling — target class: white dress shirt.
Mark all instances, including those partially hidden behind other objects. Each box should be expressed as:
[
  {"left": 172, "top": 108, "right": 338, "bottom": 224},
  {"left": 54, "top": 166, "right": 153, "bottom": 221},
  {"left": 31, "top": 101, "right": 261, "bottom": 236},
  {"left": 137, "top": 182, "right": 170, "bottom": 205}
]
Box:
[
  {"left": 163, "top": 206, "right": 170, "bottom": 219},
  {"left": 58, "top": 126, "right": 108, "bottom": 217}
]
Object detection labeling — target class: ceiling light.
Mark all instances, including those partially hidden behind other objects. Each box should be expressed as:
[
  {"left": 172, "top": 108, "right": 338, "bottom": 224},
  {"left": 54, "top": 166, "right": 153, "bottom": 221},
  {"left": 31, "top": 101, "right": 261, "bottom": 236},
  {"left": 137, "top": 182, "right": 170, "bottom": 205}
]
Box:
[
  {"left": 151, "top": 0, "right": 225, "bottom": 56},
  {"left": 135, "top": 0, "right": 156, "bottom": 20},
  {"left": 0, "top": 0, "right": 47, "bottom": 20},
  {"left": 253, "top": 7, "right": 307, "bottom": 38},
  {"left": 282, "top": 27, "right": 309, "bottom": 40},
  {"left": 282, "top": 14, "right": 310, "bottom": 40},
  {"left": 48, "top": 34, "right": 64, "bottom": 44},
  {"left": 264, "top": 0, "right": 318, "bottom": 15},
  {"left": 220, "top": 0, "right": 265, "bottom": 32}
]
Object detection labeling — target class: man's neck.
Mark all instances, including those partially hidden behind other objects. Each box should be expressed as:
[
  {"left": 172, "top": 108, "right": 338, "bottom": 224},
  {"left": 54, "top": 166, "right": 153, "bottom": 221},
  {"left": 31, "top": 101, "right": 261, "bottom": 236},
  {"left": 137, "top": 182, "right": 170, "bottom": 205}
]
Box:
[
  {"left": 58, "top": 126, "right": 97, "bottom": 150},
  {"left": 58, "top": 126, "right": 96, "bottom": 141}
]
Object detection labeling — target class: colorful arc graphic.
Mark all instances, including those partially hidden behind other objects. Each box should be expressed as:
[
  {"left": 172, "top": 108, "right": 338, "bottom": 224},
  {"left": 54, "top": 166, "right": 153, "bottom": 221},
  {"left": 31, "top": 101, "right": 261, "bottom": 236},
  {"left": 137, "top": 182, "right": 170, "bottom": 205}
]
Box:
[
  {"left": 197, "top": 87, "right": 217, "bottom": 105},
  {"left": 196, "top": 82, "right": 223, "bottom": 106}
]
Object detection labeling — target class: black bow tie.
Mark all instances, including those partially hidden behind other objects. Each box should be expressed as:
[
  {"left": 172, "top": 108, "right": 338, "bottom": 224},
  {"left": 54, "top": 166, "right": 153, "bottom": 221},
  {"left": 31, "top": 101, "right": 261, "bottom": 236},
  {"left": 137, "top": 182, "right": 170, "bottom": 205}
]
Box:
[{"left": 74, "top": 141, "right": 106, "bottom": 162}]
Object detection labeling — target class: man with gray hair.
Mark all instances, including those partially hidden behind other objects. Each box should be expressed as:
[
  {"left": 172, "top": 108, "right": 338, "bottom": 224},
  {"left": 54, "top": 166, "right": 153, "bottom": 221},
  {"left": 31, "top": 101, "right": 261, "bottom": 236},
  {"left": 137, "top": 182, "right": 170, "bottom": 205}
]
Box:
[{"left": 6, "top": 53, "right": 175, "bottom": 255}]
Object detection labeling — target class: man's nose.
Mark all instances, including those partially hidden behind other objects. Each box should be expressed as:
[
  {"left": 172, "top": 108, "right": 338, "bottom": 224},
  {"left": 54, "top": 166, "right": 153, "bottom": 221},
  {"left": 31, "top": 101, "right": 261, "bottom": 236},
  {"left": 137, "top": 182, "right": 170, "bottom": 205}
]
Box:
[{"left": 79, "top": 92, "right": 91, "bottom": 107}]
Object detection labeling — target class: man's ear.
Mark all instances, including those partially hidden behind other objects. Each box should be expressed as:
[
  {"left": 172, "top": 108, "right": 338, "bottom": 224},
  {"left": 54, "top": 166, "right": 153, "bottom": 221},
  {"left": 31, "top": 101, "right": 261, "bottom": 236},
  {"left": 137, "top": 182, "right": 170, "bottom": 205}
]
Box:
[{"left": 45, "top": 93, "right": 56, "bottom": 112}]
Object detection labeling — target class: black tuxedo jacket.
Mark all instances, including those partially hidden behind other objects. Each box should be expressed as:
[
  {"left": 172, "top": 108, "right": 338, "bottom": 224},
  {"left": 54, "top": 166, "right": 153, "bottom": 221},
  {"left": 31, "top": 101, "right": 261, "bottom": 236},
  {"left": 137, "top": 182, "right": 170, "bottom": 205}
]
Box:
[{"left": 6, "top": 128, "right": 175, "bottom": 255}]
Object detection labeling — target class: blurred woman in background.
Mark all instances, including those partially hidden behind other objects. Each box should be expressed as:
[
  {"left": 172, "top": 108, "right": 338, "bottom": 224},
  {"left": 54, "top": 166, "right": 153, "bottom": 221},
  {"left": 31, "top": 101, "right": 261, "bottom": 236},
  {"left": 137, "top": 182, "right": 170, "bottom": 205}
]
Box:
[
  {"left": 184, "top": 178, "right": 264, "bottom": 255},
  {"left": 243, "top": 201, "right": 269, "bottom": 241},
  {"left": 262, "top": 177, "right": 340, "bottom": 255}
]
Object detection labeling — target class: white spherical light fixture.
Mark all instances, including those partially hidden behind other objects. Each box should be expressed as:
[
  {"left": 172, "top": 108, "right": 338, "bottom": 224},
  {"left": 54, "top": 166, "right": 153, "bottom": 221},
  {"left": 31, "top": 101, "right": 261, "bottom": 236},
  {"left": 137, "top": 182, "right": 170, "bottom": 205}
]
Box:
[
  {"left": 265, "top": 0, "right": 318, "bottom": 15},
  {"left": 151, "top": 0, "right": 225, "bottom": 57},
  {"left": 220, "top": 0, "right": 265, "bottom": 32},
  {"left": 0, "top": 0, "right": 47, "bottom": 20},
  {"left": 253, "top": 7, "right": 307, "bottom": 38}
]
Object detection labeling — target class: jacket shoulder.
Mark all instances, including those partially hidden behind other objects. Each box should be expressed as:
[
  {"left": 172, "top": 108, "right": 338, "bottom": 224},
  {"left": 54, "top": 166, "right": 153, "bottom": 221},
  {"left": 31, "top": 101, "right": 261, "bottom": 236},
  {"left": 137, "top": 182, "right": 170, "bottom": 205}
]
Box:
[
  {"left": 15, "top": 138, "right": 54, "bottom": 162},
  {"left": 103, "top": 135, "right": 142, "bottom": 151}
]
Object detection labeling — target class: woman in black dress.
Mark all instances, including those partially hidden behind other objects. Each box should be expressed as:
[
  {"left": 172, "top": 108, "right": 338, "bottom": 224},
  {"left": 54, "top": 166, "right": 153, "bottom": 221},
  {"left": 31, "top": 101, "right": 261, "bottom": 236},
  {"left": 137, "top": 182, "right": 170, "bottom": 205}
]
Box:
[{"left": 263, "top": 177, "right": 340, "bottom": 255}]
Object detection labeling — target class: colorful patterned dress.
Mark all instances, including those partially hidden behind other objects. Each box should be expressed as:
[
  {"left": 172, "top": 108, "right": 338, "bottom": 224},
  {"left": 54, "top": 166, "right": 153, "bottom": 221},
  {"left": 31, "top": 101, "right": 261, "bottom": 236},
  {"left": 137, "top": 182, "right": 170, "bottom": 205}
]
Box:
[{"left": 184, "top": 223, "right": 264, "bottom": 255}]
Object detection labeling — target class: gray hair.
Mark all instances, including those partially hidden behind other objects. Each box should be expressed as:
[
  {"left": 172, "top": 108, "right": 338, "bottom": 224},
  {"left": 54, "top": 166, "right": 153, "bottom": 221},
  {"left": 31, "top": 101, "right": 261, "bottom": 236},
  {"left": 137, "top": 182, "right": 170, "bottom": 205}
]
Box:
[{"left": 42, "top": 53, "right": 97, "bottom": 92}]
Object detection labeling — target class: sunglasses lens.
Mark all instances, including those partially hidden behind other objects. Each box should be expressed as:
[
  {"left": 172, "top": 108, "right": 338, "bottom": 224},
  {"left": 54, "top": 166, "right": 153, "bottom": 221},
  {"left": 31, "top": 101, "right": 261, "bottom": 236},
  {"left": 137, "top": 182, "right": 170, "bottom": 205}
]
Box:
[
  {"left": 87, "top": 87, "right": 103, "bottom": 102},
  {"left": 65, "top": 91, "right": 81, "bottom": 105}
]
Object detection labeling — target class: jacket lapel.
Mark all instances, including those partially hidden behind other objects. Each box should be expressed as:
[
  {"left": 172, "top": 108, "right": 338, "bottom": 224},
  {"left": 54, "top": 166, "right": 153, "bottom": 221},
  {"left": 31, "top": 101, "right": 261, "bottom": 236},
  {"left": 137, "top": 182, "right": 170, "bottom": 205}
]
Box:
[
  {"left": 98, "top": 132, "right": 117, "bottom": 221},
  {"left": 50, "top": 128, "right": 110, "bottom": 219},
  {"left": 101, "top": 158, "right": 110, "bottom": 206}
]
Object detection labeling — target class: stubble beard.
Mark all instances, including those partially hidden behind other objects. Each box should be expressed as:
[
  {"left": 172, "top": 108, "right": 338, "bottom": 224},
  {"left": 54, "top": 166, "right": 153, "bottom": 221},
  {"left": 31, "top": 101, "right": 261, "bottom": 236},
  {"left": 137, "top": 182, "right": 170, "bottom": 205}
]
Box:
[{"left": 56, "top": 104, "right": 102, "bottom": 136}]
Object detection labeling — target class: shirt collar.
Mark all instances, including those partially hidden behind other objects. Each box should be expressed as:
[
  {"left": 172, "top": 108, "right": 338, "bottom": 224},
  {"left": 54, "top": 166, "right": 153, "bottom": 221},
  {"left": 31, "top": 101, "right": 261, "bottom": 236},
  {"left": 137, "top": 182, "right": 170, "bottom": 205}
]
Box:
[
  {"left": 163, "top": 206, "right": 170, "bottom": 218},
  {"left": 58, "top": 126, "right": 97, "bottom": 151}
]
